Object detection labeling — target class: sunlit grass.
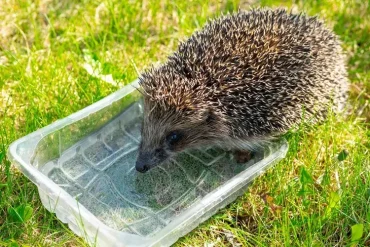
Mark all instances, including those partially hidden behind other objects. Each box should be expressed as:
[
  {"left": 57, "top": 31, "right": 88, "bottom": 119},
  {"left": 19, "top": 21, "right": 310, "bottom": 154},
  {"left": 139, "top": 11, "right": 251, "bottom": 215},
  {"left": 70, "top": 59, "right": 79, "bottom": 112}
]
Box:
[{"left": 0, "top": 0, "right": 369, "bottom": 246}]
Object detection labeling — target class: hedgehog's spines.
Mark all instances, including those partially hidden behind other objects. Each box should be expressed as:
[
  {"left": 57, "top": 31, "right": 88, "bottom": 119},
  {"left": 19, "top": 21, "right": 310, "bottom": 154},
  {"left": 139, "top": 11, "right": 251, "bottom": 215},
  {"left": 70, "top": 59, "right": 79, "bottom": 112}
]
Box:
[{"left": 139, "top": 8, "right": 348, "bottom": 138}]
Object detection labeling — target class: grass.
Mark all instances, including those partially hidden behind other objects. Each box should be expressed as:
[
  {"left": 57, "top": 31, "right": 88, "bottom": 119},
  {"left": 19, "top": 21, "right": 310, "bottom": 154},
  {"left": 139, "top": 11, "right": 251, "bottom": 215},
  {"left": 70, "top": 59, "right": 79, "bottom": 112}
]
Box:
[{"left": 0, "top": 0, "right": 369, "bottom": 246}]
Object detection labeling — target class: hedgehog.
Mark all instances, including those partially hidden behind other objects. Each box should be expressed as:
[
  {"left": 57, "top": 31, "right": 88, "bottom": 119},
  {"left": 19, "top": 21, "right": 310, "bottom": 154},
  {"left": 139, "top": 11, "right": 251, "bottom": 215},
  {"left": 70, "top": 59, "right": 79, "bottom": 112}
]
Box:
[{"left": 135, "top": 8, "right": 348, "bottom": 173}]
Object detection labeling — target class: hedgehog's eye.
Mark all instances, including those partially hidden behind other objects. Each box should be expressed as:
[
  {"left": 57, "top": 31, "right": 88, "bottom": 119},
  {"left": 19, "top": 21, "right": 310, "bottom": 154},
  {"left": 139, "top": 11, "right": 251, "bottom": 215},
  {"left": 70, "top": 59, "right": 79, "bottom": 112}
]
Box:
[{"left": 166, "top": 131, "right": 183, "bottom": 146}]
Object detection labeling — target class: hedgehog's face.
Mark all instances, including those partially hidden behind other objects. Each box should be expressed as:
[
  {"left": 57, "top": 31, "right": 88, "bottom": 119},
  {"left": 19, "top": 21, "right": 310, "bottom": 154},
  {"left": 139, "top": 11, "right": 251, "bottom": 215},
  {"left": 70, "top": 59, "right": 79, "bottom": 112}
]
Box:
[{"left": 135, "top": 98, "right": 222, "bottom": 173}]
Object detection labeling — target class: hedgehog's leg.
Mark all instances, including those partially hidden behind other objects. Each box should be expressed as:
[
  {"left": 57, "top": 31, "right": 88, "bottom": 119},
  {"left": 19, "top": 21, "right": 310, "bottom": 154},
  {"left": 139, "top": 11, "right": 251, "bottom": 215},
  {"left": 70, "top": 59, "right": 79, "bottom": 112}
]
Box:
[{"left": 233, "top": 150, "right": 253, "bottom": 164}]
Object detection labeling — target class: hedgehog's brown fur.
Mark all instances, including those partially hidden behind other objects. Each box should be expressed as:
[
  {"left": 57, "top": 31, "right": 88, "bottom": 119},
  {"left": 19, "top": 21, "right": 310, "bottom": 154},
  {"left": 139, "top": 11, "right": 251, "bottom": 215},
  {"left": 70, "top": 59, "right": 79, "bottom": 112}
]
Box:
[{"left": 135, "top": 8, "right": 349, "bottom": 173}]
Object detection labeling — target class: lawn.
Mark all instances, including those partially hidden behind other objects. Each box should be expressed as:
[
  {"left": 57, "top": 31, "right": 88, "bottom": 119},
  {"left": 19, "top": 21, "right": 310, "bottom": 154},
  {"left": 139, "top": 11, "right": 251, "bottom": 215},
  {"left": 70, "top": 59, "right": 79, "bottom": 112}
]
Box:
[{"left": 0, "top": 0, "right": 369, "bottom": 246}]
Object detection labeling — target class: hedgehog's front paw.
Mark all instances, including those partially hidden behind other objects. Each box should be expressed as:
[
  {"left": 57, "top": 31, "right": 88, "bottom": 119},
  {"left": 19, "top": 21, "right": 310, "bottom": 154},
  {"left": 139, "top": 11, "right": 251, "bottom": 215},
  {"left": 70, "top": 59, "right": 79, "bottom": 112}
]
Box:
[{"left": 233, "top": 150, "right": 253, "bottom": 164}]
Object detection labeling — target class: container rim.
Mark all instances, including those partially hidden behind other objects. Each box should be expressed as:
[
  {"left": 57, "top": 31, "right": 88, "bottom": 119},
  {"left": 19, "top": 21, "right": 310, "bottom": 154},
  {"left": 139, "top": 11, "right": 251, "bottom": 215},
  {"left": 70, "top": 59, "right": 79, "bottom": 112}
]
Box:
[{"left": 7, "top": 78, "right": 289, "bottom": 246}]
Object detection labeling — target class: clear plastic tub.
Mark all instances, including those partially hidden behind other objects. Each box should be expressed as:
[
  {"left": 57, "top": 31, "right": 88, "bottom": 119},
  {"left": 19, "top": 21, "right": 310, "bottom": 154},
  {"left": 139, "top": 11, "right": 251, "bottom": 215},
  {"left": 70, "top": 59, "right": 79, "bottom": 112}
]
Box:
[{"left": 8, "top": 79, "right": 288, "bottom": 247}]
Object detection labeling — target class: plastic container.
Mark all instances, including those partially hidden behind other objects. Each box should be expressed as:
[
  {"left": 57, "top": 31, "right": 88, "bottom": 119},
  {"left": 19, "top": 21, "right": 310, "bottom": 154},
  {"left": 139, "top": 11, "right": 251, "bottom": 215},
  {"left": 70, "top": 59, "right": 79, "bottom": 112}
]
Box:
[{"left": 8, "top": 79, "right": 288, "bottom": 247}]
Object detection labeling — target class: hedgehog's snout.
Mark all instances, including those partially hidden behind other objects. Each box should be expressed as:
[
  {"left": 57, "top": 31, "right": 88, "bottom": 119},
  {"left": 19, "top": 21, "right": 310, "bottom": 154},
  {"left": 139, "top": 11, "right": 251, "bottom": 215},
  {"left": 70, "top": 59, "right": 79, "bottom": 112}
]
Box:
[
  {"left": 135, "top": 148, "right": 168, "bottom": 173},
  {"left": 135, "top": 152, "right": 151, "bottom": 173}
]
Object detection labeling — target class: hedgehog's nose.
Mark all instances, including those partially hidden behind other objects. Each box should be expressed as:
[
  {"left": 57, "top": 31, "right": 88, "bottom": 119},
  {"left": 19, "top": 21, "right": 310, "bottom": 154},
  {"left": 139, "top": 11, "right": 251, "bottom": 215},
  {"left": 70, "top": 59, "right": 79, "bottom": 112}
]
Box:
[
  {"left": 136, "top": 162, "right": 149, "bottom": 173},
  {"left": 136, "top": 153, "right": 151, "bottom": 173}
]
